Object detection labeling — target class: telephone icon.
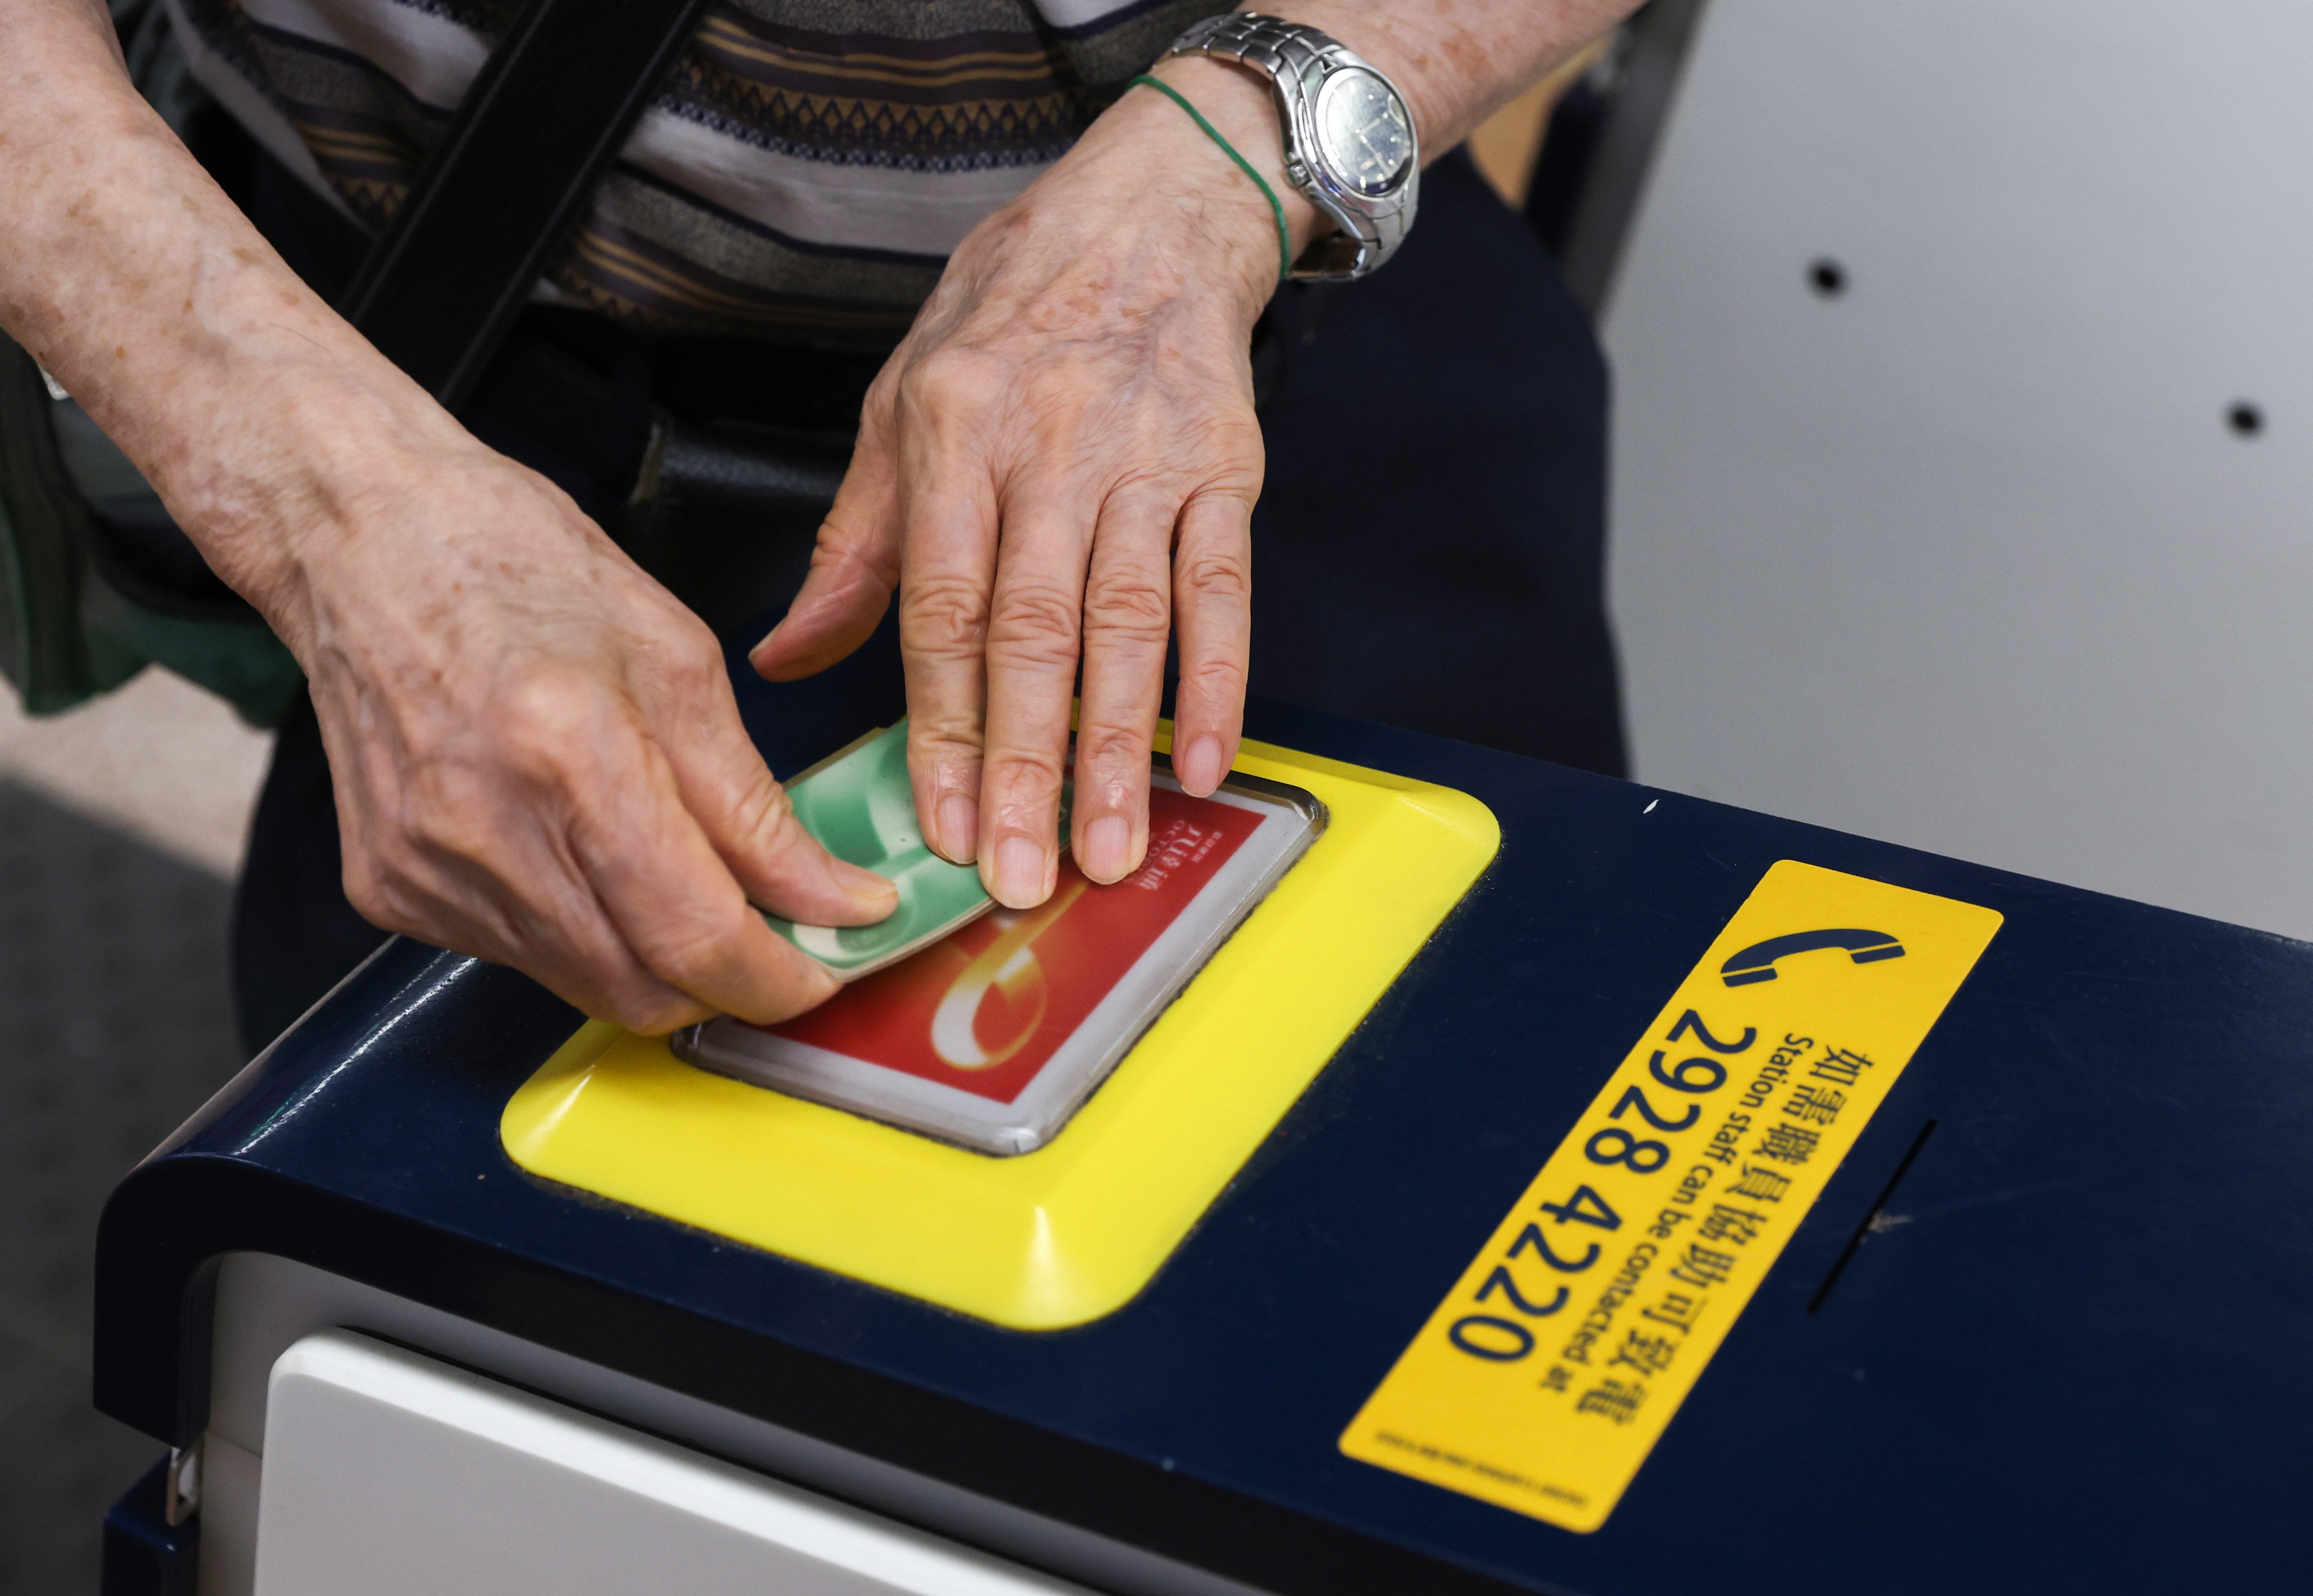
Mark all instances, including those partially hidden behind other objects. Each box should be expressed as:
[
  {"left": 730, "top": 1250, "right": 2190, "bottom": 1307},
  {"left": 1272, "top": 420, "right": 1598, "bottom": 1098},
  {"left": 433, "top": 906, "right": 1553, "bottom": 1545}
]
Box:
[{"left": 1720, "top": 928, "right": 1905, "bottom": 987}]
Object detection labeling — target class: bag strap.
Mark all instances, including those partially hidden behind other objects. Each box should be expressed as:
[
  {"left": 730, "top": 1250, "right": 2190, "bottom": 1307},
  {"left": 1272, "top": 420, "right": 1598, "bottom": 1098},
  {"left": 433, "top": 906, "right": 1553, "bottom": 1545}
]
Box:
[{"left": 337, "top": 0, "right": 713, "bottom": 411}]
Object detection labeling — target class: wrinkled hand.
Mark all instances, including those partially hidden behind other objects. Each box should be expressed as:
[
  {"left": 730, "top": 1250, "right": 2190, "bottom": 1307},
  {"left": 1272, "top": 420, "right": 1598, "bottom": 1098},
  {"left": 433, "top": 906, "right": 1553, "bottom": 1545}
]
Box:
[
  {"left": 751, "top": 58, "right": 1316, "bottom": 908},
  {"left": 0, "top": 0, "right": 898, "bottom": 1036},
  {"left": 272, "top": 429, "right": 897, "bottom": 1032},
  {"left": 3, "top": 0, "right": 1614, "bottom": 1034}
]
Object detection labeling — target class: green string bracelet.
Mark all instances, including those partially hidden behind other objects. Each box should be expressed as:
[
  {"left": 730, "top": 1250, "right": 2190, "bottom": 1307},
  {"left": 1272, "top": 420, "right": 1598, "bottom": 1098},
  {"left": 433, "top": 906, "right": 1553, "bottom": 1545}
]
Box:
[{"left": 1129, "top": 73, "right": 1292, "bottom": 285}]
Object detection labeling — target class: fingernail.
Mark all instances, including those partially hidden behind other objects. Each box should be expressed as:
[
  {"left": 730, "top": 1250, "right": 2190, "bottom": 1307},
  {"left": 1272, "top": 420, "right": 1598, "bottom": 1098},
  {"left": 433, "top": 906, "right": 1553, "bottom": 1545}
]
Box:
[
  {"left": 747, "top": 627, "right": 785, "bottom": 674},
  {"left": 991, "top": 835, "right": 1048, "bottom": 908},
  {"left": 1179, "top": 736, "right": 1225, "bottom": 795},
  {"left": 1081, "top": 814, "right": 1131, "bottom": 883},
  {"left": 937, "top": 794, "right": 979, "bottom": 862},
  {"left": 835, "top": 859, "right": 898, "bottom": 911},
  {"left": 793, "top": 962, "right": 842, "bottom": 1011}
]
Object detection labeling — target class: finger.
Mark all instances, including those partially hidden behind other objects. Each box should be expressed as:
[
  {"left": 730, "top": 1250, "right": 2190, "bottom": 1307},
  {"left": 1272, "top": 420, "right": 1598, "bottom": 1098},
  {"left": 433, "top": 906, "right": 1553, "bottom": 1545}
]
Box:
[
  {"left": 1070, "top": 488, "right": 1174, "bottom": 883},
  {"left": 404, "top": 851, "right": 714, "bottom": 1035},
  {"left": 566, "top": 712, "right": 842, "bottom": 1027},
  {"left": 637, "top": 602, "right": 898, "bottom": 926},
  {"left": 661, "top": 671, "right": 900, "bottom": 927},
  {"left": 894, "top": 386, "right": 1002, "bottom": 866},
  {"left": 977, "top": 488, "right": 1094, "bottom": 908},
  {"left": 493, "top": 897, "right": 715, "bottom": 1036},
  {"left": 324, "top": 722, "right": 718, "bottom": 1034},
  {"left": 1169, "top": 484, "right": 1252, "bottom": 796},
  {"left": 750, "top": 389, "right": 902, "bottom": 682}
]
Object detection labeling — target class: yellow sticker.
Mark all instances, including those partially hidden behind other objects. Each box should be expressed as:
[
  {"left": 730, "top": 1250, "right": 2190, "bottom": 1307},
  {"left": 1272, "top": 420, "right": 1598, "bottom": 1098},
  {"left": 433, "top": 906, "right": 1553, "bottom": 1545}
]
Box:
[{"left": 1338, "top": 860, "right": 2001, "bottom": 1533}]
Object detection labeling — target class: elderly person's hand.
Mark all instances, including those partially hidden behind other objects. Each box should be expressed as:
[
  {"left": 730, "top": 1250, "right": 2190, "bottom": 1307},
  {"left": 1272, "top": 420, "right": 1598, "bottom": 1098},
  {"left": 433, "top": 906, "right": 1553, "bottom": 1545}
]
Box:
[
  {"left": 0, "top": 0, "right": 1626, "bottom": 1030},
  {"left": 0, "top": 0, "right": 896, "bottom": 1034},
  {"left": 282, "top": 434, "right": 900, "bottom": 1034},
  {"left": 754, "top": 1, "right": 1630, "bottom": 909},
  {"left": 751, "top": 55, "right": 1307, "bottom": 906}
]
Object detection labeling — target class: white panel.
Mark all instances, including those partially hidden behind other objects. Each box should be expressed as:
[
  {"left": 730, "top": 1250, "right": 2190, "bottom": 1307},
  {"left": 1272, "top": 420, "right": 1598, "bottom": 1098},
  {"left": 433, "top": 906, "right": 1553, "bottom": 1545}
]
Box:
[
  {"left": 1604, "top": 0, "right": 2313, "bottom": 937},
  {"left": 206, "top": 1255, "right": 1263, "bottom": 1596},
  {"left": 252, "top": 1330, "right": 1092, "bottom": 1596},
  {"left": 200, "top": 1432, "right": 261, "bottom": 1596}
]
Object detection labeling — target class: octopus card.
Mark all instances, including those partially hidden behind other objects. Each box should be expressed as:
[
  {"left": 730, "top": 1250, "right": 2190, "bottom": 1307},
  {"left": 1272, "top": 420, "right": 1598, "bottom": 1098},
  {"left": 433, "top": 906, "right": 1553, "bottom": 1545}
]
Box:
[{"left": 760, "top": 722, "right": 993, "bottom": 981}]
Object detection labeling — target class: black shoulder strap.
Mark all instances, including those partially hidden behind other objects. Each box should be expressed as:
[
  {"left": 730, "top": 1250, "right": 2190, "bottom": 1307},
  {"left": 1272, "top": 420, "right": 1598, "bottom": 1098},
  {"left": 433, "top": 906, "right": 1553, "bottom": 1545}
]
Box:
[{"left": 337, "top": 0, "right": 713, "bottom": 411}]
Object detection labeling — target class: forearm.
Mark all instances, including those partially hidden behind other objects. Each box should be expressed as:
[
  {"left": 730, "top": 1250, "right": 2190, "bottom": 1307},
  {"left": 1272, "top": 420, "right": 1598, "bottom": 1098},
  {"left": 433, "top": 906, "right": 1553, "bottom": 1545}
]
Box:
[
  {"left": 1278, "top": 0, "right": 1638, "bottom": 156},
  {"left": 0, "top": 0, "right": 459, "bottom": 648}
]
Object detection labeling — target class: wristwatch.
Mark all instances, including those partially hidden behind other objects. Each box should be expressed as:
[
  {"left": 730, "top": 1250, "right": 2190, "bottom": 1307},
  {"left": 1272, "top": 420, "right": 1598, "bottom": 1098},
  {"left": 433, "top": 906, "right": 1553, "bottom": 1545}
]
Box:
[{"left": 1167, "top": 12, "right": 1420, "bottom": 279}]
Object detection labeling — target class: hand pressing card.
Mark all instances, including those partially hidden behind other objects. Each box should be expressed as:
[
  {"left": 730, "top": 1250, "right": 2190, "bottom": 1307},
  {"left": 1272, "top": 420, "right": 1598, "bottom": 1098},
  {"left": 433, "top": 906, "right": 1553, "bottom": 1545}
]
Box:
[
  {"left": 679, "top": 757, "right": 1323, "bottom": 1154},
  {"left": 761, "top": 722, "right": 1000, "bottom": 981}
]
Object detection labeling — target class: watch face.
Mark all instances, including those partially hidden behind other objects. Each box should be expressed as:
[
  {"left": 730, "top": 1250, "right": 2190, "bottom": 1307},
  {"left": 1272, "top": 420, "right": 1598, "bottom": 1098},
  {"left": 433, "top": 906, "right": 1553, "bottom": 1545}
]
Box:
[{"left": 1312, "top": 67, "right": 1413, "bottom": 197}]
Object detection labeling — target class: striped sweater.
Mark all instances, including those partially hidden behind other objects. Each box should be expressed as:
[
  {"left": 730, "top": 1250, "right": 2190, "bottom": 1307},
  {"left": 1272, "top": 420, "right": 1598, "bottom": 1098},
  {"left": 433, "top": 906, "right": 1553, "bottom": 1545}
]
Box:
[{"left": 167, "top": 0, "right": 1231, "bottom": 339}]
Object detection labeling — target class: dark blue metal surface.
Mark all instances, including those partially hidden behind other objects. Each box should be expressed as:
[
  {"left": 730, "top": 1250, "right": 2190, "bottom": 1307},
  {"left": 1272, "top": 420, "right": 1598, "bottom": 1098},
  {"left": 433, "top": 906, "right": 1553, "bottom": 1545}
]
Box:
[
  {"left": 96, "top": 699, "right": 2313, "bottom": 1595},
  {"left": 102, "top": 1458, "right": 197, "bottom": 1596}
]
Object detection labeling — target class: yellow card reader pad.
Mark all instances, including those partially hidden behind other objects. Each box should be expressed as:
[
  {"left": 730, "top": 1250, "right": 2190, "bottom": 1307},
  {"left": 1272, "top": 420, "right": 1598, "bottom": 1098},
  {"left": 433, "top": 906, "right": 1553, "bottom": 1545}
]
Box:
[{"left": 500, "top": 736, "right": 1499, "bottom": 1330}]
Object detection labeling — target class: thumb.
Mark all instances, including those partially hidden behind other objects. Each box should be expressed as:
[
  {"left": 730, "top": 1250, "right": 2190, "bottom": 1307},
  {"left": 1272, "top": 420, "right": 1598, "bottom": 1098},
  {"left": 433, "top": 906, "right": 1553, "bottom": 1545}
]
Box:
[
  {"left": 671, "top": 703, "right": 898, "bottom": 927},
  {"left": 752, "top": 426, "right": 902, "bottom": 682}
]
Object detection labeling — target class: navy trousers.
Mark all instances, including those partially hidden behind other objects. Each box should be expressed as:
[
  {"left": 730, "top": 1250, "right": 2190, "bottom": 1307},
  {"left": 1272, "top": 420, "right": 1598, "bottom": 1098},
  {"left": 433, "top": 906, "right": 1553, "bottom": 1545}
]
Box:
[{"left": 230, "top": 150, "right": 1624, "bottom": 1052}]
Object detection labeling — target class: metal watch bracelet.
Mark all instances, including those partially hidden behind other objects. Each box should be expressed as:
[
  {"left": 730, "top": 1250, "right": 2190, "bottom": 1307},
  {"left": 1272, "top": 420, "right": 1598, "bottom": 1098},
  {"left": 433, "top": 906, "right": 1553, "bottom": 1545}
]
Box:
[{"left": 1167, "top": 11, "right": 1419, "bottom": 279}]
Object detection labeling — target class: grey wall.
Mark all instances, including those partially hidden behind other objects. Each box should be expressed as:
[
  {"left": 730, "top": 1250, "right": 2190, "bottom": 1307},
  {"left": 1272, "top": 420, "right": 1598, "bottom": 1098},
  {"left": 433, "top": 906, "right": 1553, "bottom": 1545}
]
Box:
[{"left": 1604, "top": 0, "right": 2313, "bottom": 938}]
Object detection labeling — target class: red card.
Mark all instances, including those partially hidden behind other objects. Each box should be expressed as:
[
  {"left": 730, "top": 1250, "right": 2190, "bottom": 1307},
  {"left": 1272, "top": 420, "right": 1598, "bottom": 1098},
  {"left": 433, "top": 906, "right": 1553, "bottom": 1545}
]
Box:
[{"left": 753, "top": 785, "right": 1264, "bottom": 1104}]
